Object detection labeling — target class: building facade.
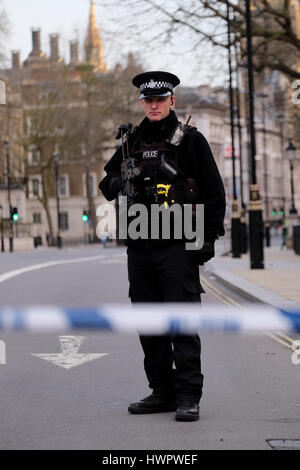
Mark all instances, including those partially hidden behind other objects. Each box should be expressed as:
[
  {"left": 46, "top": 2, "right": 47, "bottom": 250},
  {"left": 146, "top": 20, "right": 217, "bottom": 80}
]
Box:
[
  {"left": 0, "top": 1, "right": 115, "bottom": 248},
  {"left": 0, "top": 1, "right": 299, "bottom": 250}
]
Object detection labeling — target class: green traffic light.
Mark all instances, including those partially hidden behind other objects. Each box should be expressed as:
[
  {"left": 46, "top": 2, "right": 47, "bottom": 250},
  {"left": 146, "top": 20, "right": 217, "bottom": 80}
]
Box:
[
  {"left": 82, "top": 211, "right": 88, "bottom": 222},
  {"left": 12, "top": 208, "right": 19, "bottom": 221}
]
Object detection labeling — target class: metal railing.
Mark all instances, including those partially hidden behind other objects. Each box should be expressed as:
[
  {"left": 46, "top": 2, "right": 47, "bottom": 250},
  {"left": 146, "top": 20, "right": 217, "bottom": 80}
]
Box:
[{"left": 61, "top": 234, "right": 100, "bottom": 248}]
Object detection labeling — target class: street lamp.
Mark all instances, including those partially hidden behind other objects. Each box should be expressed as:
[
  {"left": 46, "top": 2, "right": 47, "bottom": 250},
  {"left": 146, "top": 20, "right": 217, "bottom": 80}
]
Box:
[
  {"left": 0, "top": 204, "right": 4, "bottom": 252},
  {"left": 276, "top": 113, "right": 286, "bottom": 220},
  {"left": 53, "top": 150, "right": 62, "bottom": 248},
  {"left": 237, "top": 60, "right": 253, "bottom": 255},
  {"left": 233, "top": 32, "right": 248, "bottom": 254},
  {"left": 286, "top": 142, "right": 297, "bottom": 215},
  {"left": 3, "top": 140, "right": 14, "bottom": 252},
  {"left": 226, "top": 0, "right": 241, "bottom": 258},
  {"left": 256, "top": 91, "right": 270, "bottom": 247},
  {"left": 245, "top": 0, "right": 264, "bottom": 269}
]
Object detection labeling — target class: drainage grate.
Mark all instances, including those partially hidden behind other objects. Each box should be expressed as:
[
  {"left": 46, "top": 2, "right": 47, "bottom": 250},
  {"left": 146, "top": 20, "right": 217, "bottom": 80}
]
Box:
[{"left": 267, "top": 439, "right": 300, "bottom": 450}]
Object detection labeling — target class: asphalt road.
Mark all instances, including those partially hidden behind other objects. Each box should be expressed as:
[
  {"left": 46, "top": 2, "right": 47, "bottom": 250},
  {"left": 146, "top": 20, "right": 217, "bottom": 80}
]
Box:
[{"left": 0, "top": 245, "right": 299, "bottom": 450}]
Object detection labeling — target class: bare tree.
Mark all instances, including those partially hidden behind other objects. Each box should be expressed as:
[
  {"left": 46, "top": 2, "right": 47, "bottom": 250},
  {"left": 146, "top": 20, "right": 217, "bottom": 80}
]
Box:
[
  {"left": 101, "top": 0, "right": 300, "bottom": 81},
  {"left": 22, "top": 69, "right": 71, "bottom": 241}
]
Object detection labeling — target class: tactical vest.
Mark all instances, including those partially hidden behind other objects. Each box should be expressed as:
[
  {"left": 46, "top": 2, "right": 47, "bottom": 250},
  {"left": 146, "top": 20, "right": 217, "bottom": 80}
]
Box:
[
  {"left": 129, "top": 137, "right": 199, "bottom": 208},
  {"left": 120, "top": 124, "right": 200, "bottom": 244}
]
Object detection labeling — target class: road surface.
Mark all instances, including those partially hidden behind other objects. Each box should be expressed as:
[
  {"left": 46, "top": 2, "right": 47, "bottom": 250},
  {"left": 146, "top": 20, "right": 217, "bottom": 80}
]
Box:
[{"left": 0, "top": 245, "right": 299, "bottom": 450}]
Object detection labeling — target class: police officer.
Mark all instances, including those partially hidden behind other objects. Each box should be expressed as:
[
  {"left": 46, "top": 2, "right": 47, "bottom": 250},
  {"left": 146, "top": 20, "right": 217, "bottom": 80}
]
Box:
[{"left": 99, "top": 71, "right": 226, "bottom": 422}]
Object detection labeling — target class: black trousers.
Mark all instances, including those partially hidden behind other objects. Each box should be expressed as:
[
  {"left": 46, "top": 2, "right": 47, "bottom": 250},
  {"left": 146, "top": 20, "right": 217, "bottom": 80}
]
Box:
[{"left": 127, "top": 242, "right": 204, "bottom": 402}]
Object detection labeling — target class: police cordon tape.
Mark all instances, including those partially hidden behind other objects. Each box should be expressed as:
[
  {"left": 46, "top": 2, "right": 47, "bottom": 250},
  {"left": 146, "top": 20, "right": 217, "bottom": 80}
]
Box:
[{"left": 0, "top": 303, "right": 300, "bottom": 333}]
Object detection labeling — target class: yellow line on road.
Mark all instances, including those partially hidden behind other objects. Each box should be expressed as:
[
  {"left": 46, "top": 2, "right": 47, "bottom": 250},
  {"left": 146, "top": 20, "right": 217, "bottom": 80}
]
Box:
[
  {"left": 202, "top": 274, "right": 297, "bottom": 351},
  {"left": 274, "top": 332, "right": 296, "bottom": 344},
  {"left": 201, "top": 276, "right": 243, "bottom": 308},
  {"left": 265, "top": 332, "right": 294, "bottom": 350}
]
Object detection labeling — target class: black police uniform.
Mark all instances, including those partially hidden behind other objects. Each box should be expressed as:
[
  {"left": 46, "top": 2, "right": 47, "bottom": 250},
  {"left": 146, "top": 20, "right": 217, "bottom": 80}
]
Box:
[{"left": 99, "top": 71, "right": 226, "bottom": 420}]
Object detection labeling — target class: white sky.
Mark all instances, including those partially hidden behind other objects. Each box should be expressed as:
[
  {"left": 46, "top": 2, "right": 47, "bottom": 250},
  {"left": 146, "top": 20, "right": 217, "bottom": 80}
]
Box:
[{"left": 2, "top": 0, "right": 227, "bottom": 87}]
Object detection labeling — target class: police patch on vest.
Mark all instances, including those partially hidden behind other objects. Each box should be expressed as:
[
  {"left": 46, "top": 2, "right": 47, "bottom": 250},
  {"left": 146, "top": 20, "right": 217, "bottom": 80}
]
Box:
[{"left": 142, "top": 150, "right": 159, "bottom": 160}]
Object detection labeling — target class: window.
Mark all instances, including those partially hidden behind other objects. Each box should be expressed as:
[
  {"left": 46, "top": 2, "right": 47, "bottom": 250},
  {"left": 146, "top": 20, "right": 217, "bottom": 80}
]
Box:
[
  {"left": 28, "top": 147, "right": 40, "bottom": 165},
  {"left": 32, "top": 178, "right": 40, "bottom": 197},
  {"left": 32, "top": 148, "right": 39, "bottom": 165},
  {"left": 29, "top": 175, "right": 42, "bottom": 199},
  {"left": 57, "top": 174, "right": 69, "bottom": 198},
  {"left": 27, "top": 116, "right": 38, "bottom": 136},
  {"left": 33, "top": 213, "right": 41, "bottom": 224},
  {"left": 59, "top": 176, "right": 66, "bottom": 196},
  {"left": 58, "top": 176, "right": 67, "bottom": 197},
  {"left": 59, "top": 212, "right": 68, "bottom": 231}
]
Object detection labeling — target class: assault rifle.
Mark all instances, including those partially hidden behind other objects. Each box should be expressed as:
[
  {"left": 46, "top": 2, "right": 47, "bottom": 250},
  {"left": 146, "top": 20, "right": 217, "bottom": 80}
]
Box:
[{"left": 116, "top": 123, "right": 140, "bottom": 205}]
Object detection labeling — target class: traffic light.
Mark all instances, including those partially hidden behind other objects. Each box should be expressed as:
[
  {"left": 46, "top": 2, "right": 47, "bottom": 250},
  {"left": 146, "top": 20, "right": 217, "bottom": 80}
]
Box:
[
  {"left": 279, "top": 207, "right": 284, "bottom": 216},
  {"left": 11, "top": 207, "right": 19, "bottom": 221},
  {"left": 272, "top": 208, "right": 277, "bottom": 216},
  {"left": 82, "top": 210, "right": 89, "bottom": 222}
]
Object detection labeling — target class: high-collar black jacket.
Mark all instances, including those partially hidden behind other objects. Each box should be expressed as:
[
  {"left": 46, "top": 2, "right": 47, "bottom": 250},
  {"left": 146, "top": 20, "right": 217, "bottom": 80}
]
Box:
[{"left": 99, "top": 110, "right": 226, "bottom": 243}]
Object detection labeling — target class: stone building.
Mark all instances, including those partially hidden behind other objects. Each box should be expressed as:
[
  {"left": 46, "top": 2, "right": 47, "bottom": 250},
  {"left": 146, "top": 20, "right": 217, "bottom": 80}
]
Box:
[
  {"left": 0, "top": 80, "right": 27, "bottom": 247},
  {"left": 0, "top": 1, "right": 117, "bottom": 248},
  {"left": 0, "top": 0, "right": 299, "bottom": 250},
  {"left": 176, "top": 69, "right": 299, "bottom": 234}
]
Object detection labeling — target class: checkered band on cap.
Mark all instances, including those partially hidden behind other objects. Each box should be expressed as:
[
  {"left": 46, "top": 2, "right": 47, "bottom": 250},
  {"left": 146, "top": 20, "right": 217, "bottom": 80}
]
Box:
[{"left": 140, "top": 79, "right": 174, "bottom": 92}]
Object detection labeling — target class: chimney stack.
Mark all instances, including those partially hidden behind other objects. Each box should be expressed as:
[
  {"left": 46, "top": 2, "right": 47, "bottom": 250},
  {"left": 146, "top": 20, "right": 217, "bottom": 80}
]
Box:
[
  {"left": 12, "top": 50, "right": 20, "bottom": 69},
  {"left": 31, "top": 28, "right": 41, "bottom": 55},
  {"left": 70, "top": 40, "right": 79, "bottom": 65},
  {"left": 50, "top": 34, "right": 59, "bottom": 61}
]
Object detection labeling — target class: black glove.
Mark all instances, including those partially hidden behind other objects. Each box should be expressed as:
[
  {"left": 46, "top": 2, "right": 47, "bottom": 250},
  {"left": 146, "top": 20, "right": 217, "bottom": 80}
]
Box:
[
  {"left": 108, "top": 175, "right": 122, "bottom": 197},
  {"left": 195, "top": 241, "right": 215, "bottom": 265}
]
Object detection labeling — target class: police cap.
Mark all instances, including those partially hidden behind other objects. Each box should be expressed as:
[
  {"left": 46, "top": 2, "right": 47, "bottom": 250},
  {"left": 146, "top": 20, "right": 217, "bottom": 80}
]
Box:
[{"left": 132, "top": 71, "right": 180, "bottom": 100}]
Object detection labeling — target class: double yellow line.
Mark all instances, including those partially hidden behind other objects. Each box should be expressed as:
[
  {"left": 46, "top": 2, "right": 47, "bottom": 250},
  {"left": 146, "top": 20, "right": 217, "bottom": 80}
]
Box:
[
  {"left": 265, "top": 332, "right": 296, "bottom": 350},
  {"left": 201, "top": 275, "right": 245, "bottom": 309},
  {"left": 201, "top": 274, "right": 297, "bottom": 350}
]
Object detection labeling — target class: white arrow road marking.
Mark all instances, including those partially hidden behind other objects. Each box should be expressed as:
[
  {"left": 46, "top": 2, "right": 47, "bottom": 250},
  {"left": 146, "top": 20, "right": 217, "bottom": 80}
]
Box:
[{"left": 31, "top": 335, "right": 108, "bottom": 369}]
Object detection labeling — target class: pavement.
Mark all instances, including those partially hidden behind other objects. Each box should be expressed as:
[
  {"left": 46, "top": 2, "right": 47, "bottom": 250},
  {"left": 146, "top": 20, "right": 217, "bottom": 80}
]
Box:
[{"left": 209, "top": 237, "right": 300, "bottom": 308}]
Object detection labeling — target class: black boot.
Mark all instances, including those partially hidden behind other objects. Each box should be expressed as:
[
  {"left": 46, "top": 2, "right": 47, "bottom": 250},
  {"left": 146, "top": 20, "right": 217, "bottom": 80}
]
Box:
[
  {"left": 128, "top": 392, "right": 177, "bottom": 414},
  {"left": 175, "top": 399, "right": 200, "bottom": 422}
]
